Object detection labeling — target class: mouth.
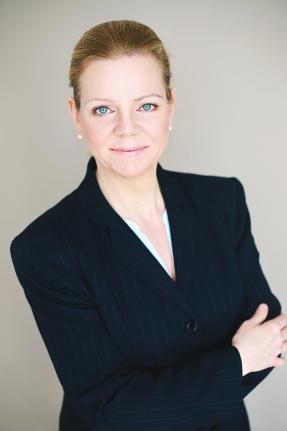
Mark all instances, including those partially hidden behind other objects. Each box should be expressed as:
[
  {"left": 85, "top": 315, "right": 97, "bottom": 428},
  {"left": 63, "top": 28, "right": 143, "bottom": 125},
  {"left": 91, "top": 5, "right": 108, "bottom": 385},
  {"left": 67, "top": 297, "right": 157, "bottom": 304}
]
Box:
[
  {"left": 110, "top": 146, "right": 148, "bottom": 156},
  {"left": 111, "top": 146, "right": 147, "bottom": 152}
]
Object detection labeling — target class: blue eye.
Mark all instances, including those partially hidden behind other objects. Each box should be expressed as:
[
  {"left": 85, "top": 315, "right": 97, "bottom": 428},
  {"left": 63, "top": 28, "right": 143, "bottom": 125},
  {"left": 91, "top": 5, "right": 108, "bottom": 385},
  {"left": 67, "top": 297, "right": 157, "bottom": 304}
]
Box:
[
  {"left": 92, "top": 106, "right": 112, "bottom": 115},
  {"left": 140, "top": 103, "right": 158, "bottom": 112}
]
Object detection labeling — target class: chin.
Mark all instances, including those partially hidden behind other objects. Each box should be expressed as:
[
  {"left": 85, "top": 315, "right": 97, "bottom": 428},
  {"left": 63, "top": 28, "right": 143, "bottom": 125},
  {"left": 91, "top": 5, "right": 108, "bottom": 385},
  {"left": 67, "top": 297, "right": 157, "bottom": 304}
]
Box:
[{"left": 109, "top": 157, "right": 158, "bottom": 179}]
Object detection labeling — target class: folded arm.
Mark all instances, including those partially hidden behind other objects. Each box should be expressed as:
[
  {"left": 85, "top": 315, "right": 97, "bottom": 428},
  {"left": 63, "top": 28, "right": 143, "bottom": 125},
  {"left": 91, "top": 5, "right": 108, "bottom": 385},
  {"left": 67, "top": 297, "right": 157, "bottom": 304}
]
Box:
[{"left": 227, "top": 177, "right": 282, "bottom": 398}]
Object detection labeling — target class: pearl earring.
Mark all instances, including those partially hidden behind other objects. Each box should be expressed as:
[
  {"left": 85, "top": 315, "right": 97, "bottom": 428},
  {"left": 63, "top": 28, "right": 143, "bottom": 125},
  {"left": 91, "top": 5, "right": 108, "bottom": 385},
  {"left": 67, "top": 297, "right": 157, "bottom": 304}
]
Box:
[
  {"left": 77, "top": 134, "right": 83, "bottom": 140},
  {"left": 169, "top": 125, "right": 173, "bottom": 131}
]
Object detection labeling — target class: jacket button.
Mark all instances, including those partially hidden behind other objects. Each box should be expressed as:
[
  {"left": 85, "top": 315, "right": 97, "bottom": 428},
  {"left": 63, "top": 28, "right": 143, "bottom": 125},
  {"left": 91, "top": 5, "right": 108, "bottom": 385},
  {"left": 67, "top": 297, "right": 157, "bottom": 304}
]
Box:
[{"left": 186, "top": 318, "right": 198, "bottom": 334}]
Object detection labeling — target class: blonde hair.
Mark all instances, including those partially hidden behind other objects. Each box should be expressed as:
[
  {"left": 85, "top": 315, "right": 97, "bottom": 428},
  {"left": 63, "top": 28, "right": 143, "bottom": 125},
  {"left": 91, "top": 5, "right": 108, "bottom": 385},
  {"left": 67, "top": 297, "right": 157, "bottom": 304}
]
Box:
[{"left": 68, "top": 19, "right": 173, "bottom": 111}]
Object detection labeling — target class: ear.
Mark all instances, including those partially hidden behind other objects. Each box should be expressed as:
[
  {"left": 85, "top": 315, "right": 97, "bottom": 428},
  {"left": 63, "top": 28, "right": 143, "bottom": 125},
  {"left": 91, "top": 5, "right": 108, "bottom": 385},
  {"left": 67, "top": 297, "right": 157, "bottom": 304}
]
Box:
[
  {"left": 169, "top": 87, "right": 176, "bottom": 125},
  {"left": 67, "top": 97, "right": 83, "bottom": 137}
]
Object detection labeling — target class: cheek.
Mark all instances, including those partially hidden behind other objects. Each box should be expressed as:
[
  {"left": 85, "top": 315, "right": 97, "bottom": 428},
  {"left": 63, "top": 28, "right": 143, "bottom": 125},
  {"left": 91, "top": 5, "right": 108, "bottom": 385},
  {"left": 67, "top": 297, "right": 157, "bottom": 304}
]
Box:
[
  {"left": 81, "top": 117, "right": 107, "bottom": 144},
  {"left": 156, "top": 119, "right": 170, "bottom": 143},
  {"left": 147, "top": 116, "right": 170, "bottom": 138}
]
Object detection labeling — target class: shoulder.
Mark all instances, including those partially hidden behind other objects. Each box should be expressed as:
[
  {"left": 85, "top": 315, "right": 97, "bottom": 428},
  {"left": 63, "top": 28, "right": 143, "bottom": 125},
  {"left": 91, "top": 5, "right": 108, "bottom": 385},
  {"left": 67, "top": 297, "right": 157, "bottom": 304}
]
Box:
[
  {"left": 171, "top": 168, "right": 243, "bottom": 192},
  {"left": 9, "top": 186, "right": 95, "bottom": 302},
  {"left": 9, "top": 188, "right": 81, "bottom": 275},
  {"left": 166, "top": 167, "right": 246, "bottom": 213}
]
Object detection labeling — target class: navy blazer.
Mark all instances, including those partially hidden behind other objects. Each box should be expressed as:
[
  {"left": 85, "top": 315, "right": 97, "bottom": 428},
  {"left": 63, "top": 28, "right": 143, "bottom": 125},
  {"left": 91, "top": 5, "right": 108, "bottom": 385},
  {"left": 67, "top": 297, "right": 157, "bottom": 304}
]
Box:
[{"left": 10, "top": 156, "right": 282, "bottom": 431}]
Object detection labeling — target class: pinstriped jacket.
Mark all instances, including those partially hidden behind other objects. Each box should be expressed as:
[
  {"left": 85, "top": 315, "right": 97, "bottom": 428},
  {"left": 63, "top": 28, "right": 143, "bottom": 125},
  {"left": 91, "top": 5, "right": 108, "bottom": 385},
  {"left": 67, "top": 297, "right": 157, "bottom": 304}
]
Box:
[{"left": 10, "top": 156, "right": 282, "bottom": 431}]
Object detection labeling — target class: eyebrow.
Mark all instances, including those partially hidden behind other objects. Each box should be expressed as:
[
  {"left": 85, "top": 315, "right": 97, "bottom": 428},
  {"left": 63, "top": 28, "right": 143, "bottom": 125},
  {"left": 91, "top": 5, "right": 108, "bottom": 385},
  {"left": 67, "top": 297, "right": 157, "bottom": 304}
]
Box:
[{"left": 85, "top": 93, "right": 164, "bottom": 105}]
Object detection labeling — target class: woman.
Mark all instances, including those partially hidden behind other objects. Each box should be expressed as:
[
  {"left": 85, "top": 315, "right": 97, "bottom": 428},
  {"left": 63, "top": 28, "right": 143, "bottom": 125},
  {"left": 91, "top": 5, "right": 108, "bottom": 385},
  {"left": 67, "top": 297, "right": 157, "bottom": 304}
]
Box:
[{"left": 10, "top": 19, "right": 286, "bottom": 431}]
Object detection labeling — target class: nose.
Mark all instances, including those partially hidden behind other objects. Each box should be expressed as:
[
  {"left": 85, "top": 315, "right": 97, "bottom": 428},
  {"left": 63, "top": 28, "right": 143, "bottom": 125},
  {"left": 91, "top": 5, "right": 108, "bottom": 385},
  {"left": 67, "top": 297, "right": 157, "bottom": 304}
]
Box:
[{"left": 115, "top": 109, "right": 139, "bottom": 136}]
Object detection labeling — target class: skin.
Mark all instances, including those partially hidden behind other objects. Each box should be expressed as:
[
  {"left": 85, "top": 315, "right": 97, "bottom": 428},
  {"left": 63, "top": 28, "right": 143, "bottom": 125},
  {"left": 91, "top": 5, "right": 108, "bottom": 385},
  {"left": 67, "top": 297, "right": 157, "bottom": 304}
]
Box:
[
  {"left": 68, "top": 54, "right": 287, "bottom": 376},
  {"left": 68, "top": 54, "right": 176, "bottom": 222},
  {"left": 232, "top": 304, "right": 287, "bottom": 376}
]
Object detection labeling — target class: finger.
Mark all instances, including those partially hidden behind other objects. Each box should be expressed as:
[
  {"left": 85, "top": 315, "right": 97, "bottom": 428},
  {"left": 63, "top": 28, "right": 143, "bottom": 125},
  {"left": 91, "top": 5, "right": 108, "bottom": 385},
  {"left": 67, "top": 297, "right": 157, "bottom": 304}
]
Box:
[
  {"left": 277, "top": 314, "right": 287, "bottom": 329},
  {"left": 268, "top": 314, "right": 287, "bottom": 330},
  {"left": 250, "top": 303, "right": 269, "bottom": 325}
]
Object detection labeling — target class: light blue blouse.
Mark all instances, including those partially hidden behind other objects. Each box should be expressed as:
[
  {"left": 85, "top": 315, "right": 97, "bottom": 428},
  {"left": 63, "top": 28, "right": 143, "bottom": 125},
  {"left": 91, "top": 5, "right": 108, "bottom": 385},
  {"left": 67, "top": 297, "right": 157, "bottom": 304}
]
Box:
[{"left": 123, "top": 209, "right": 174, "bottom": 276}]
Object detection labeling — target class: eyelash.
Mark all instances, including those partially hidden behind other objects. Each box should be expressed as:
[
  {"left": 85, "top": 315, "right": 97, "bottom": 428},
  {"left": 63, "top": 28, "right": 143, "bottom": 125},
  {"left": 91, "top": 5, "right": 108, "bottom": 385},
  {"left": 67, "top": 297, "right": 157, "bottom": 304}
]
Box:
[{"left": 91, "top": 103, "right": 159, "bottom": 116}]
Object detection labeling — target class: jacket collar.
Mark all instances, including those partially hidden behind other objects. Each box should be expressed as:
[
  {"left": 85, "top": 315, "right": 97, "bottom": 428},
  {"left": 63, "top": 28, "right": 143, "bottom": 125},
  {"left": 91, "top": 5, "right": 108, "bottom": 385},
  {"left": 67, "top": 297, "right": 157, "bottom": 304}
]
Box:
[
  {"left": 74, "top": 156, "right": 202, "bottom": 318},
  {"left": 75, "top": 155, "right": 191, "bottom": 227}
]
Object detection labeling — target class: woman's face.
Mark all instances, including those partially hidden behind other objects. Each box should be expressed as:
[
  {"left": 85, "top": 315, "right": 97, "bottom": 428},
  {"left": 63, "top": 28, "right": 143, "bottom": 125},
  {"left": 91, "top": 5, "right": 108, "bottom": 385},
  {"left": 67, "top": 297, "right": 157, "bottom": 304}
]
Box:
[{"left": 68, "top": 54, "right": 176, "bottom": 178}]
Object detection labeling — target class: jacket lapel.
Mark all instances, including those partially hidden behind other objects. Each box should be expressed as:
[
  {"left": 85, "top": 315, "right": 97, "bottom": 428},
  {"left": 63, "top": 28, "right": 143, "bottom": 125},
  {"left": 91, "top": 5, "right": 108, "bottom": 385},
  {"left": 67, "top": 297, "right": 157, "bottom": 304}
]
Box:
[{"left": 74, "top": 156, "right": 203, "bottom": 317}]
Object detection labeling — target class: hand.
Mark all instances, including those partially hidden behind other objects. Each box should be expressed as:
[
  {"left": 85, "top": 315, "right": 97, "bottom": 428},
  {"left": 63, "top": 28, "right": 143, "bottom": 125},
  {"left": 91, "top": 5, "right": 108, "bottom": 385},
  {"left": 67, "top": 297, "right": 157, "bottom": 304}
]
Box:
[{"left": 232, "top": 303, "right": 287, "bottom": 376}]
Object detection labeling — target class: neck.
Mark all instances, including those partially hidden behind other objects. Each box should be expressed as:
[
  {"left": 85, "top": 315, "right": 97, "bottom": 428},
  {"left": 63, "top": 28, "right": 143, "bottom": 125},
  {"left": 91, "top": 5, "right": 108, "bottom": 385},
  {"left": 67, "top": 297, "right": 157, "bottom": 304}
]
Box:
[{"left": 95, "top": 164, "right": 166, "bottom": 221}]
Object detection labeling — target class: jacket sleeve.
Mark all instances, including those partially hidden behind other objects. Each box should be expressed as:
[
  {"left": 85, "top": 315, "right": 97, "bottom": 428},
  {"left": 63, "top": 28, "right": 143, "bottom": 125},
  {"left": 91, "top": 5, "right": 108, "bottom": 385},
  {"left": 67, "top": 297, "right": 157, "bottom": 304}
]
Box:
[
  {"left": 227, "top": 177, "right": 282, "bottom": 399},
  {"left": 10, "top": 219, "right": 244, "bottom": 431}
]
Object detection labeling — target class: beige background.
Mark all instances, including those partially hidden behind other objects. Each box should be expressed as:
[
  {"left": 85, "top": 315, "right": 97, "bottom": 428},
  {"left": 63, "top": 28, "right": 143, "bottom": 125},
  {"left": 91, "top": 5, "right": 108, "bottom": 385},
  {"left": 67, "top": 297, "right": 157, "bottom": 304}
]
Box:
[{"left": 1, "top": 0, "right": 286, "bottom": 430}]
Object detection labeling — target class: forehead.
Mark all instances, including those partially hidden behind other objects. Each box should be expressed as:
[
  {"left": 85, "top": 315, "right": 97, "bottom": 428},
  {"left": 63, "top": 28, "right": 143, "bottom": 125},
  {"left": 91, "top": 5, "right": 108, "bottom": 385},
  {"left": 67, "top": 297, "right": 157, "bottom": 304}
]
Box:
[{"left": 79, "top": 55, "right": 164, "bottom": 101}]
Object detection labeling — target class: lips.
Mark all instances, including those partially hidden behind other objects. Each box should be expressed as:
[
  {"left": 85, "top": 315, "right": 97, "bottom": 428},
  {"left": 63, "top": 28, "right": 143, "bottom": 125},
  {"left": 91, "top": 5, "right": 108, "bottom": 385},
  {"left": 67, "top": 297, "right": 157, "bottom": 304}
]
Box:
[{"left": 111, "top": 146, "right": 147, "bottom": 152}]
